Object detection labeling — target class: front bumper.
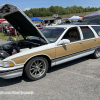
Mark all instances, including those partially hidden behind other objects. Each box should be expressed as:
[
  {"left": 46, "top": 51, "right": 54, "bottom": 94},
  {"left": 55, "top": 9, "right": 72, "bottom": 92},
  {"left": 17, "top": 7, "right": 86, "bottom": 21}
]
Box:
[{"left": 0, "top": 64, "right": 24, "bottom": 79}]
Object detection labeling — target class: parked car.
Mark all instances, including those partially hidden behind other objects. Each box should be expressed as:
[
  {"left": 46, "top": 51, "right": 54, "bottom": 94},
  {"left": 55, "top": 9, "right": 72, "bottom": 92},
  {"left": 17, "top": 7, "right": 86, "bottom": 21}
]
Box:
[
  {"left": 0, "top": 4, "right": 100, "bottom": 81},
  {"left": 36, "top": 24, "right": 46, "bottom": 30}
]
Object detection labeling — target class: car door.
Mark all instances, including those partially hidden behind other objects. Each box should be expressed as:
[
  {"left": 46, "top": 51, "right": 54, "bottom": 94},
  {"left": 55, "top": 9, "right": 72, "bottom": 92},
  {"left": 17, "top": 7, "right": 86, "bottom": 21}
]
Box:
[
  {"left": 79, "top": 26, "right": 96, "bottom": 51},
  {"left": 55, "top": 26, "right": 83, "bottom": 65},
  {"left": 91, "top": 26, "right": 100, "bottom": 47}
]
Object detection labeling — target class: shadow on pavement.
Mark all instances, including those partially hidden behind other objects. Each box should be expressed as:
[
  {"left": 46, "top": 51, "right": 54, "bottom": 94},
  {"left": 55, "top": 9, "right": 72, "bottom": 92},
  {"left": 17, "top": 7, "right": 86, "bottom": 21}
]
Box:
[{"left": 0, "top": 56, "right": 91, "bottom": 87}]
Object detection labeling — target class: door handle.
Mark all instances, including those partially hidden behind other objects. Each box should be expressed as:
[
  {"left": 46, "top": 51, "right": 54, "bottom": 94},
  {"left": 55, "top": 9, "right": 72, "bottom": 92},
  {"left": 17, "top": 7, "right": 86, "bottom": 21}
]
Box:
[{"left": 79, "top": 42, "right": 82, "bottom": 44}]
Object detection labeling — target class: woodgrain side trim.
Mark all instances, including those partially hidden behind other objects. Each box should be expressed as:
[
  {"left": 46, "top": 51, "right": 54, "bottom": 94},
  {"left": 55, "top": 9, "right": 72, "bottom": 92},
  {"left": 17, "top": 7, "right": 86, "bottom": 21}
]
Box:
[{"left": 11, "top": 48, "right": 55, "bottom": 65}]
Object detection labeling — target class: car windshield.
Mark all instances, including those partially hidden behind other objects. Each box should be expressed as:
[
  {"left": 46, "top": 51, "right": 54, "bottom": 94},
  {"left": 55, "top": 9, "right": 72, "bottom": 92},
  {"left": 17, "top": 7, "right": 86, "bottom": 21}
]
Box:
[{"left": 40, "top": 27, "right": 65, "bottom": 43}]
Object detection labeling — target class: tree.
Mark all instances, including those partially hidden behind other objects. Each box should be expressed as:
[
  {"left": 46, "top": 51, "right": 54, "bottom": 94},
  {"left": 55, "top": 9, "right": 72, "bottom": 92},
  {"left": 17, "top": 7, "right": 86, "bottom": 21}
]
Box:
[{"left": 24, "top": 5, "right": 100, "bottom": 18}]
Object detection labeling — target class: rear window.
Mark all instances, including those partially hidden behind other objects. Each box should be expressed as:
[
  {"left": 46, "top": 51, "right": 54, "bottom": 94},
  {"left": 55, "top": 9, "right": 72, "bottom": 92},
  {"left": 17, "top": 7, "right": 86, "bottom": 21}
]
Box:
[{"left": 92, "top": 26, "right": 100, "bottom": 36}]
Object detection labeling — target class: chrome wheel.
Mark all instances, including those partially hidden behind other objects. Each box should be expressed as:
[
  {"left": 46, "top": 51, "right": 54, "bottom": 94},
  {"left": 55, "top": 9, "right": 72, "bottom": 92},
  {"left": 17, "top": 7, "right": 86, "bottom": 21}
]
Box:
[
  {"left": 30, "top": 59, "right": 46, "bottom": 78},
  {"left": 24, "top": 57, "right": 49, "bottom": 80}
]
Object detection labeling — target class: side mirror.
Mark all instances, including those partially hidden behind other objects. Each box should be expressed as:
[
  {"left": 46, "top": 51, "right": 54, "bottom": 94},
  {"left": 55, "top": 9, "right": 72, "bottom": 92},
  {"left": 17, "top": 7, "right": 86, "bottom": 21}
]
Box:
[{"left": 58, "top": 39, "right": 70, "bottom": 45}]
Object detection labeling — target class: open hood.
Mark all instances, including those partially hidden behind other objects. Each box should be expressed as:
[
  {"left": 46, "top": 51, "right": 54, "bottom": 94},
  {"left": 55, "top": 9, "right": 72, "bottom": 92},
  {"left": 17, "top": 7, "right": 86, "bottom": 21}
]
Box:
[{"left": 0, "top": 4, "right": 48, "bottom": 43}]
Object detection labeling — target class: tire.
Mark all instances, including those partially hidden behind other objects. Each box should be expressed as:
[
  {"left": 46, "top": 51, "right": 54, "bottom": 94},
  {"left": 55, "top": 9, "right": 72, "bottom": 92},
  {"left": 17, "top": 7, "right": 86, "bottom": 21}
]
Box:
[
  {"left": 24, "top": 57, "right": 49, "bottom": 81},
  {"left": 92, "top": 48, "right": 100, "bottom": 59}
]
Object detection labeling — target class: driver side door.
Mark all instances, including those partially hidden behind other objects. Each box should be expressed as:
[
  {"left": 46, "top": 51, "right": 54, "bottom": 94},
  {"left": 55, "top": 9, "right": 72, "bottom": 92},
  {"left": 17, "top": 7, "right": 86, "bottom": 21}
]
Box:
[{"left": 55, "top": 27, "right": 83, "bottom": 65}]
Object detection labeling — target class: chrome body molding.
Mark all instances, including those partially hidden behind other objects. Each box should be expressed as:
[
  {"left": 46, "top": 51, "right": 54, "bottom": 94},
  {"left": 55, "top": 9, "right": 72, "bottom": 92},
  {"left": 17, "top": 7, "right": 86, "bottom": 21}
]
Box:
[
  {"left": 51, "top": 50, "right": 94, "bottom": 67},
  {"left": 55, "top": 50, "right": 94, "bottom": 66}
]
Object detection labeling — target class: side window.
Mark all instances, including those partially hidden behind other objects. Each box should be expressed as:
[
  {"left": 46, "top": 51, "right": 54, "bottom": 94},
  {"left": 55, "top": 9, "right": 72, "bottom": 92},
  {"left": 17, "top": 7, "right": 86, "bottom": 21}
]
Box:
[
  {"left": 92, "top": 26, "right": 100, "bottom": 36},
  {"left": 62, "top": 27, "right": 80, "bottom": 42},
  {"left": 80, "top": 26, "right": 94, "bottom": 39}
]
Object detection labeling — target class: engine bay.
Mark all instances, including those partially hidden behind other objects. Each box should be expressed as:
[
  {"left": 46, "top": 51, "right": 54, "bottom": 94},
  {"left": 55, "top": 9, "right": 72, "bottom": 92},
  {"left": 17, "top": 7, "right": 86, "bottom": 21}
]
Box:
[{"left": 0, "top": 38, "right": 46, "bottom": 59}]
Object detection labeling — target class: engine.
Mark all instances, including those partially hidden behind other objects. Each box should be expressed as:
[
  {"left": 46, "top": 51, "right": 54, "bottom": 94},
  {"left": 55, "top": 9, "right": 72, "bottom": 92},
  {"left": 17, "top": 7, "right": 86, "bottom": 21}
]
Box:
[{"left": 0, "top": 39, "right": 42, "bottom": 59}]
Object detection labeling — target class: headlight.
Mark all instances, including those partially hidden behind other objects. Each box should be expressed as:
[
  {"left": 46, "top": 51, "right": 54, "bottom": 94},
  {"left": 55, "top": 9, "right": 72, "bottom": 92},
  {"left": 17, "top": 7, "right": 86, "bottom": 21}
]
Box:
[{"left": 3, "top": 61, "right": 15, "bottom": 68}]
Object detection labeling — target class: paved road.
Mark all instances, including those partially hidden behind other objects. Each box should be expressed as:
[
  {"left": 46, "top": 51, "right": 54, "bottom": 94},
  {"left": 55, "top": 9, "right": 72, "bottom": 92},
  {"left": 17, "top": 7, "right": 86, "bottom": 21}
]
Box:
[{"left": 0, "top": 39, "right": 100, "bottom": 100}]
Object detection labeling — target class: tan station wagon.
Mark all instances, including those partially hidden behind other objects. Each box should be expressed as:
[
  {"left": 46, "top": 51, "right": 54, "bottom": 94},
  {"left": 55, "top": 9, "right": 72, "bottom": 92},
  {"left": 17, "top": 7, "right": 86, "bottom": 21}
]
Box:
[{"left": 0, "top": 4, "right": 100, "bottom": 80}]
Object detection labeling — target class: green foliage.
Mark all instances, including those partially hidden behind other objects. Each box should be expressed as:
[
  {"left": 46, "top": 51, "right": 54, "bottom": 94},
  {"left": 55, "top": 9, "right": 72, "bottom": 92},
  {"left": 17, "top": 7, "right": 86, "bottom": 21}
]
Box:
[
  {"left": 0, "top": 15, "right": 2, "bottom": 18},
  {"left": 24, "top": 5, "right": 100, "bottom": 18},
  {"left": 0, "top": 32, "right": 23, "bottom": 40}
]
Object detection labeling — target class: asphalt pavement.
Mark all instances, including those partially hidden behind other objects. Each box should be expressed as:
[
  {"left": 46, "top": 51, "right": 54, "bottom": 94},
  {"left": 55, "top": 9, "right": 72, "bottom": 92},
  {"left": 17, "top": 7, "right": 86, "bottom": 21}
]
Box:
[{"left": 0, "top": 39, "right": 100, "bottom": 100}]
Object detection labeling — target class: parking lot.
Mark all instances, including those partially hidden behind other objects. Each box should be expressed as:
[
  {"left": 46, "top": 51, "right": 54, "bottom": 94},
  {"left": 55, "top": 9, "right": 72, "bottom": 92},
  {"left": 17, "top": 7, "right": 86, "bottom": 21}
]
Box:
[{"left": 0, "top": 39, "right": 100, "bottom": 100}]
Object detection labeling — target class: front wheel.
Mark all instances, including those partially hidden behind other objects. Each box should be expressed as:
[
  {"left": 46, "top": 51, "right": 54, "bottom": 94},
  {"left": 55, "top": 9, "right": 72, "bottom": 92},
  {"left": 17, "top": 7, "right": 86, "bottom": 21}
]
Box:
[
  {"left": 24, "top": 57, "right": 49, "bottom": 81},
  {"left": 92, "top": 48, "right": 100, "bottom": 59}
]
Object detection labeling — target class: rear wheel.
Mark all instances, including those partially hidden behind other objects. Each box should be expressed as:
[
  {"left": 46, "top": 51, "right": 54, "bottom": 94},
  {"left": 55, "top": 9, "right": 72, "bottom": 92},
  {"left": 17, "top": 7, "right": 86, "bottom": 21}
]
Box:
[
  {"left": 24, "top": 57, "right": 49, "bottom": 80},
  {"left": 92, "top": 48, "right": 100, "bottom": 59}
]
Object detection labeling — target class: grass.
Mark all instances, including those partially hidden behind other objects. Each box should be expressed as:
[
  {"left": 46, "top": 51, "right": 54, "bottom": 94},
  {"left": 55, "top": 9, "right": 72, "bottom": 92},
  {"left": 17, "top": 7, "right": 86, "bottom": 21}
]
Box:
[{"left": 0, "top": 32, "right": 24, "bottom": 40}]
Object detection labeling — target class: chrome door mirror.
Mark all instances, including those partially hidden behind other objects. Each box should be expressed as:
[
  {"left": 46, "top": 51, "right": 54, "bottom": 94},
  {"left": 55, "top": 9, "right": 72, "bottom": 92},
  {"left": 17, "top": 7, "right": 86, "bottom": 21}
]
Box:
[{"left": 58, "top": 39, "right": 70, "bottom": 45}]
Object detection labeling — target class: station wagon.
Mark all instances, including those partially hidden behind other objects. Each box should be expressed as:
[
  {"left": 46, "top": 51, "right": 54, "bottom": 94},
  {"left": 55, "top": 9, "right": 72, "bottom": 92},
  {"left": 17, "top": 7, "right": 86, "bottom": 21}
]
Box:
[{"left": 0, "top": 4, "right": 100, "bottom": 80}]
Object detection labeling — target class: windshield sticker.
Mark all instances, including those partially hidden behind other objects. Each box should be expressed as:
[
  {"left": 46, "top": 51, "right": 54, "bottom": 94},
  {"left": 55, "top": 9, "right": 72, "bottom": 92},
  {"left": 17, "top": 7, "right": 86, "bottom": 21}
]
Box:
[{"left": 50, "top": 39, "right": 54, "bottom": 42}]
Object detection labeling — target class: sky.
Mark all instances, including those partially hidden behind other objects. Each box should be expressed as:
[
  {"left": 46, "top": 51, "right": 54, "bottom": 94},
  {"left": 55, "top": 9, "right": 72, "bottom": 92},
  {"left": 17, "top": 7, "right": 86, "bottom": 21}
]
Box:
[{"left": 0, "top": 0, "right": 100, "bottom": 11}]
